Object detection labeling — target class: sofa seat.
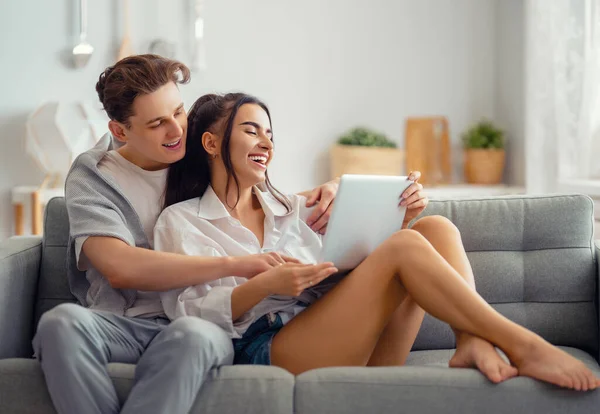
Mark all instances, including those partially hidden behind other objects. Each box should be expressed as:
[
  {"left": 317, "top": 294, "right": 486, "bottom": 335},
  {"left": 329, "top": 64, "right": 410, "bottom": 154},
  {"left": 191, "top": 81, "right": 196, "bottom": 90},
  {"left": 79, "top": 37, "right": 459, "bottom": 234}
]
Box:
[{"left": 1, "top": 347, "right": 599, "bottom": 414}]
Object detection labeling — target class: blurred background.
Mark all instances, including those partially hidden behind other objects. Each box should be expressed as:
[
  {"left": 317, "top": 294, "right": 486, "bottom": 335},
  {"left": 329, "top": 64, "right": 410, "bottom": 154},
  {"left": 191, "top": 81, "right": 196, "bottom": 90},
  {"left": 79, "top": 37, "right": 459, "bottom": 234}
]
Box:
[{"left": 1, "top": 0, "right": 598, "bottom": 240}]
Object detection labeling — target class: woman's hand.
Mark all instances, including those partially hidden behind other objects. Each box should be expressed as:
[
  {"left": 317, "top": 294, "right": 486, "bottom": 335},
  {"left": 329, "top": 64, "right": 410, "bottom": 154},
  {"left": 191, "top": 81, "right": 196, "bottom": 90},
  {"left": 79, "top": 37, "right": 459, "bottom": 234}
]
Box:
[
  {"left": 400, "top": 171, "right": 429, "bottom": 228},
  {"left": 231, "top": 253, "right": 301, "bottom": 279},
  {"left": 256, "top": 262, "right": 338, "bottom": 297}
]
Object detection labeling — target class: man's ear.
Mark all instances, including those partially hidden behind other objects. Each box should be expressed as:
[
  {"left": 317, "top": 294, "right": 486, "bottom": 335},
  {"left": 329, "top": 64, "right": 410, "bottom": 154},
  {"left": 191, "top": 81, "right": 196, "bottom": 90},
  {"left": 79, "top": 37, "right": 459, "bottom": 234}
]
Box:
[
  {"left": 202, "top": 131, "right": 220, "bottom": 156},
  {"left": 108, "top": 120, "right": 128, "bottom": 143}
]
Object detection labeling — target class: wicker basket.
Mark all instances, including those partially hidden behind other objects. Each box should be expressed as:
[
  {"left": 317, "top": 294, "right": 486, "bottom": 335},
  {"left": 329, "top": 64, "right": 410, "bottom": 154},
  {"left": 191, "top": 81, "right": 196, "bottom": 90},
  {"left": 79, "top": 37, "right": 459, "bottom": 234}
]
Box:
[
  {"left": 464, "top": 149, "right": 505, "bottom": 184},
  {"left": 330, "top": 144, "right": 404, "bottom": 179}
]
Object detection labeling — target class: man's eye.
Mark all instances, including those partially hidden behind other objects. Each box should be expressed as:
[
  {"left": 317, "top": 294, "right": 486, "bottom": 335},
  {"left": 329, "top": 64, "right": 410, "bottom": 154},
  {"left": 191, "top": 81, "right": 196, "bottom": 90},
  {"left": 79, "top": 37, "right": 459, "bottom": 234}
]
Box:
[{"left": 151, "top": 122, "right": 162, "bottom": 128}]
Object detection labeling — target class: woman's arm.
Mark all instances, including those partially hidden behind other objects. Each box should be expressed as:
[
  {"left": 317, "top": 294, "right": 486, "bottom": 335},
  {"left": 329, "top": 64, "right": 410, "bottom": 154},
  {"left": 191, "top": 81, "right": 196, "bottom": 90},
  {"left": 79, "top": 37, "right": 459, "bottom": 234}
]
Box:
[{"left": 230, "top": 277, "right": 270, "bottom": 321}]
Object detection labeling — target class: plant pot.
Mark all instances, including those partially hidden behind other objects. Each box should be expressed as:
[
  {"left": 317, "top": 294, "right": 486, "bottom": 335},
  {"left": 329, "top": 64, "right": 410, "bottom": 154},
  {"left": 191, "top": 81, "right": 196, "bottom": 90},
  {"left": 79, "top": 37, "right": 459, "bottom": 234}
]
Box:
[
  {"left": 464, "top": 149, "right": 505, "bottom": 184},
  {"left": 330, "top": 144, "right": 404, "bottom": 179}
]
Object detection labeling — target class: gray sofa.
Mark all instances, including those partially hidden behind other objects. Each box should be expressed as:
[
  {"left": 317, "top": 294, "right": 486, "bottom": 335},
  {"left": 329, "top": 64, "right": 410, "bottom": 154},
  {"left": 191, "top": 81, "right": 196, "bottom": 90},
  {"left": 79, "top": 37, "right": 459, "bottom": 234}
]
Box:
[{"left": 1, "top": 194, "right": 600, "bottom": 413}]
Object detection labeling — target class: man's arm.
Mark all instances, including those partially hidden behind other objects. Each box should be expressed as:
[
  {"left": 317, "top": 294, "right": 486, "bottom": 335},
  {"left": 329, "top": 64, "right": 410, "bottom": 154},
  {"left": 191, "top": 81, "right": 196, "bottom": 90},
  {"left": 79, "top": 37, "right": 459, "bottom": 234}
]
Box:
[
  {"left": 82, "top": 237, "right": 235, "bottom": 291},
  {"left": 299, "top": 177, "right": 340, "bottom": 234}
]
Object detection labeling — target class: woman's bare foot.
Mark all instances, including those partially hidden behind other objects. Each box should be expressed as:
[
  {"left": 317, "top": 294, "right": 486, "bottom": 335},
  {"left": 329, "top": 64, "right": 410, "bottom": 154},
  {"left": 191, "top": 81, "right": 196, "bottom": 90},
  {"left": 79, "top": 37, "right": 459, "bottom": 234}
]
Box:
[
  {"left": 449, "top": 334, "right": 518, "bottom": 383},
  {"left": 508, "top": 336, "right": 600, "bottom": 391}
]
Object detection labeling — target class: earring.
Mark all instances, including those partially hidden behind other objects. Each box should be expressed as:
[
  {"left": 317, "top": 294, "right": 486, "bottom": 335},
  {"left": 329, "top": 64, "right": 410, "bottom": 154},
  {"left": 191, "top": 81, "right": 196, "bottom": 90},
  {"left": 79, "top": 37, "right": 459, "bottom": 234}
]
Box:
[{"left": 212, "top": 154, "right": 219, "bottom": 159}]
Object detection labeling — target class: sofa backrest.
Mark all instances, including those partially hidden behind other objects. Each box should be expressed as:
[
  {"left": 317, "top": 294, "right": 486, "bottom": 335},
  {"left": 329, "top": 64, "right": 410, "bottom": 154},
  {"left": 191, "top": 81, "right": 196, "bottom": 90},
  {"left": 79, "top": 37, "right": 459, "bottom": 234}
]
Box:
[
  {"left": 413, "top": 194, "right": 598, "bottom": 358},
  {"left": 34, "top": 198, "right": 76, "bottom": 328},
  {"left": 36, "top": 195, "right": 599, "bottom": 357}
]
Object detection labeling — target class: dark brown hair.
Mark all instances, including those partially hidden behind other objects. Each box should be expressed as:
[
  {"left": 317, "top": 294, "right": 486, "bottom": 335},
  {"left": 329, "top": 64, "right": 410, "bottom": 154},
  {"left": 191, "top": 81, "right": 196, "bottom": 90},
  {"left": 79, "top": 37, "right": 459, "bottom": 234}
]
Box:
[
  {"left": 164, "top": 93, "right": 291, "bottom": 212},
  {"left": 96, "top": 54, "right": 190, "bottom": 127}
]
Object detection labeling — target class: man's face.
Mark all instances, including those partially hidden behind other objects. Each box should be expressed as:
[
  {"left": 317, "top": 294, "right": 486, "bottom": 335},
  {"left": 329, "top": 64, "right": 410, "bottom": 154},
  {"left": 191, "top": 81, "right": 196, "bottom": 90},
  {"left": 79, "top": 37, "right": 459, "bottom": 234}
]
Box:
[{"left": 111, "top": 81, "right": 187, "bottom": 170}]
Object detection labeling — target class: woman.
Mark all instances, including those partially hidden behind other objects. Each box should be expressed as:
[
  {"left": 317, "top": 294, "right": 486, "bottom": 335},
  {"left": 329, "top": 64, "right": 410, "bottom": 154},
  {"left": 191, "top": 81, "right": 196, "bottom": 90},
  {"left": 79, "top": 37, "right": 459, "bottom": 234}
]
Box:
[{"left": 154, "top": 93, "right": 599, "bottom": 391}]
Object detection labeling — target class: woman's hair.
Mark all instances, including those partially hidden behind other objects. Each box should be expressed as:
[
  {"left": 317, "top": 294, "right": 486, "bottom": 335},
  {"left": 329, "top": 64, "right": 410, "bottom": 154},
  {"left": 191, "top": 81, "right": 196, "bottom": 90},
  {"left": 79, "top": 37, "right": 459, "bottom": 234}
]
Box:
[
  {"left": 96, "top": 54, "right": 190, "bottom": 127},
  {"left": 164, "top": 93, "right": 291, "bottom": 212}
]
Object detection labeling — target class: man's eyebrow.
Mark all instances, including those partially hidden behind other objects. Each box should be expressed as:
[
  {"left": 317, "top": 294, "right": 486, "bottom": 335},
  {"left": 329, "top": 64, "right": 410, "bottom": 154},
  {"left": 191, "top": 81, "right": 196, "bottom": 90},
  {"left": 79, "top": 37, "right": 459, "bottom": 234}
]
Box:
[
  {"left": 239, "top": 121, "right": 272, "bottom": 133},
  {"left": 145, "top": 103, "right": 184, "bottom": 125}
]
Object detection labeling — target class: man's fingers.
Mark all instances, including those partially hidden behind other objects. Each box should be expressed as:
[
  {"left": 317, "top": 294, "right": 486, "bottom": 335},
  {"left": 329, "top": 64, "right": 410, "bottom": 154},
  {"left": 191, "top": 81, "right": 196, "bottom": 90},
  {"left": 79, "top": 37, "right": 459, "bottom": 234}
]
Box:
[
  {"left": 307, "top": 201, "right": 328, "bottom": 226},
  {"left": 269, "top": 252, "right": 287, "bottom": 264},
  {"left": 305, "top": 189, "right": 321, "bottom": 208},
  {"left": 310, "top": 201, "right": 333, "bottom": 233},
  {"left": 281, "top": 255, "right": 302, "bottom": 264}
]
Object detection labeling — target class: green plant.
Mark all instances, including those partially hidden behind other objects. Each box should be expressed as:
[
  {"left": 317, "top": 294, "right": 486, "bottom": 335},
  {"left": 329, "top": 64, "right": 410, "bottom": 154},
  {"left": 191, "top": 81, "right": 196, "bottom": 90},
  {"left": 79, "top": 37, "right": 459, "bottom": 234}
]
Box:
[
  {"left": 338, "top": 127, "right": 397, "bottom": 148},
  {"left": 462, "top": 119, "right": 504, "bottom": 149}
]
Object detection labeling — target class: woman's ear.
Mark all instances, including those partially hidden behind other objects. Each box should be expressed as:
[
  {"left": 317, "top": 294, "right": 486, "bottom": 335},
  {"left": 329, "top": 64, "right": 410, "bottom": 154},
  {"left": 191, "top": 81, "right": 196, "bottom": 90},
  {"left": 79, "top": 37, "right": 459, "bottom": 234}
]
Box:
[
  {"left": 202, "top": 131, "right": 220, "bottom": 156},
  {"left": 108, "top": 120, "right": 128, "bottom": 143}
]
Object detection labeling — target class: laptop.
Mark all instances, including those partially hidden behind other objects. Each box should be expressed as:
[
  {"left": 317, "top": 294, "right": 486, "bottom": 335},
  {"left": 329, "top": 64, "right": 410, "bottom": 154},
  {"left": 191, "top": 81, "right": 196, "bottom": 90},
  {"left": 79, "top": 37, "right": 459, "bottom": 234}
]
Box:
[{"left": 319, "top": 174, "right": 413, "bottom": 270}]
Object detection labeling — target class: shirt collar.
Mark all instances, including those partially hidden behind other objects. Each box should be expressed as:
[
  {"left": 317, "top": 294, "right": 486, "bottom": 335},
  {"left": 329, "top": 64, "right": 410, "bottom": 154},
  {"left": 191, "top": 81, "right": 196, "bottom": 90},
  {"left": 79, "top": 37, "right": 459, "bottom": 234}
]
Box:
[{"left": 197, "top": 185, "right": 291, "bottom": 220}]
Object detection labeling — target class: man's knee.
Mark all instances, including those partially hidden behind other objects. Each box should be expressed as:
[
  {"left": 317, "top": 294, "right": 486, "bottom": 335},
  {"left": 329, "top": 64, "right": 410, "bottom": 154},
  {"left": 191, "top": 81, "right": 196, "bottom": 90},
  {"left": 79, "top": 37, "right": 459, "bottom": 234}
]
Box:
[
  {"left": 35, "top": 303, "right": 93, "bottom": 348},
  {"left": 167, "top": 317, "right": 233, "bottom": 362}
]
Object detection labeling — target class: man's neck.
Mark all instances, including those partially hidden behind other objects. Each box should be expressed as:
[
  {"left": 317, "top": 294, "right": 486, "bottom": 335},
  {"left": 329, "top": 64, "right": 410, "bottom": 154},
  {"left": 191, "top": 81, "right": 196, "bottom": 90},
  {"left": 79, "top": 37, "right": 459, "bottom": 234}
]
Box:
[{"left": 117, "top": 146, "right": 169, "bottom": 171}]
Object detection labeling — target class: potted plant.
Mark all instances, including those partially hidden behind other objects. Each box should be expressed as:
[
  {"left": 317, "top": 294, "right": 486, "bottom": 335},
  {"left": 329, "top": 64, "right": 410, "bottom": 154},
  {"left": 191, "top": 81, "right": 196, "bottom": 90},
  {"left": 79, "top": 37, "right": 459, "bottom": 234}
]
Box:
[
  {"left": 330, "top": 127, "right": 404, "bottom": 178},
  {"left": 462, "top": 119, "right": 505, "bottom": 184}
]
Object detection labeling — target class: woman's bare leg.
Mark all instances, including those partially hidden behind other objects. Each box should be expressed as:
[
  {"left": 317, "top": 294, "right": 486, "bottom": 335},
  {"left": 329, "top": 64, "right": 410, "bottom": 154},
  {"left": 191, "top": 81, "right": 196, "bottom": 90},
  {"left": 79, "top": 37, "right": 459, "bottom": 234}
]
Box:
[
  {"left": 270, "top": 229, "right": 599, "bottom": 390},
  {"left": 410, "top": 216, "right": 517, "bottom": 382},
  {"left": 366, "top": 293, "right": 424, "bottom": 366}
]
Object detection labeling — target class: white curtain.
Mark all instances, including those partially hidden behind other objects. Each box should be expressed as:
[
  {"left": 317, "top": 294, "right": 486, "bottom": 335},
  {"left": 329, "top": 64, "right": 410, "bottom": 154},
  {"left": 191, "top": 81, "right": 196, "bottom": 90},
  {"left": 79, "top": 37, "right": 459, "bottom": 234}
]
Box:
[{"left": 526, "top": 0, "right": 600, "bottom": 194}]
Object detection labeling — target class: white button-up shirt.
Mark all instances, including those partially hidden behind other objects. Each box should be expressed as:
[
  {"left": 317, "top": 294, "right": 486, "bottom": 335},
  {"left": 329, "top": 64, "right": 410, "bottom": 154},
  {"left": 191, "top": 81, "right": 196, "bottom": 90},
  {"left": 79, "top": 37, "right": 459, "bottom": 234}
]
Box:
[{"left": 154, "top": 186, "right": 330, "bottom": 339}]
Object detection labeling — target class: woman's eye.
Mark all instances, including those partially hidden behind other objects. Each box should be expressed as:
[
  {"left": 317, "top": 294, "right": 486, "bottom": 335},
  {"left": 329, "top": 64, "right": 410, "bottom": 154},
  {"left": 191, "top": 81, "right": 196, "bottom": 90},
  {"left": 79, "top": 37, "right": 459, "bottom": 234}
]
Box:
[{"left": 246, "top": 130, "right": 257, "bottom": 136}]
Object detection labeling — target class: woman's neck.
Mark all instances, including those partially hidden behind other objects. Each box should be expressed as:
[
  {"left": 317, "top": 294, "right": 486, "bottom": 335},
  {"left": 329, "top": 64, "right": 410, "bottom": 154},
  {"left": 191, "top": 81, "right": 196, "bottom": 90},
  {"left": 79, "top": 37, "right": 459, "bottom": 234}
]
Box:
[{"left": 211, "top": 175, "right": 257, "bottom": 219}]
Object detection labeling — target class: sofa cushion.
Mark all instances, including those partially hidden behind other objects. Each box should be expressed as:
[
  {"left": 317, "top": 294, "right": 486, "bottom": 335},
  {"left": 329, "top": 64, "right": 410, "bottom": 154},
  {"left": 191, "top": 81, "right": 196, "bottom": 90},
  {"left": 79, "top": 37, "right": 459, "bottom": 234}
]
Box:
[
  {"left": 413, "top": 195, "right": 598, "bottom": 357},
  {"left": 0, "top": 359, "right": 294, "bottom": 414},
  {"left": 296, "top": 347, "right": 600, "bottom": 414}
]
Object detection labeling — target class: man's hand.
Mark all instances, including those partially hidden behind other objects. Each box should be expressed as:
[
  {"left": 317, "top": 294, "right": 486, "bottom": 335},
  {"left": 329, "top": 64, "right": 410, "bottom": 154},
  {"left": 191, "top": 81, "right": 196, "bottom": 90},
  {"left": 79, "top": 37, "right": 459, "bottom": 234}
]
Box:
[
  {"left": 400, "top": 171, "right": 429, "bottom": 228},
  {"left": 304, "top": 177, "right": 340, "bottom": 235},
  {"left": 231, "top": 253, "right": 301, "bottom": 279}
]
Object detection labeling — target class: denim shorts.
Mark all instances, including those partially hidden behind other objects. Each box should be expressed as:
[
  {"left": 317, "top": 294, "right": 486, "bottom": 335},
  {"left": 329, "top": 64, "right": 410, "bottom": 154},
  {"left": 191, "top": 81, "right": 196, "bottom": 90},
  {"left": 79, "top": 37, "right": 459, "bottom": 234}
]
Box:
[{"left": 232, "top": 313, "right": 284, "bottom": 365}]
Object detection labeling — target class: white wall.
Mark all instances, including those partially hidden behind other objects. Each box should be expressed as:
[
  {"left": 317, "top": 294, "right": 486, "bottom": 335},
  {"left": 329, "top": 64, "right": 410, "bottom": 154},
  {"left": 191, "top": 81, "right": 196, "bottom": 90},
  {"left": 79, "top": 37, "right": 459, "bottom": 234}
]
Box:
[
  {"left": 495, "top": 0, "right": 525, "bottom": 186},
  {"left": 0, "top": 0, "right": 498, "bottom": 240}
]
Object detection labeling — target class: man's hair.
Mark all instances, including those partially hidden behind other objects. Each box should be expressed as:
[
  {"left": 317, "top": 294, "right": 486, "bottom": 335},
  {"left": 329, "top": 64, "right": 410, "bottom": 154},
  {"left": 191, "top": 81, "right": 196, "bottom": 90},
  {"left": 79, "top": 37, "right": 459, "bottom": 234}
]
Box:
[{"left": 96, "top": 54, "right": 190, "bottom": 127}]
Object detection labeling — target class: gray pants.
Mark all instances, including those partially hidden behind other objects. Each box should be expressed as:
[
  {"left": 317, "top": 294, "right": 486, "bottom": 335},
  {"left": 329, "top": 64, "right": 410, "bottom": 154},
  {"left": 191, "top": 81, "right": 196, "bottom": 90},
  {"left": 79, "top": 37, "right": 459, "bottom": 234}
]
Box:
[{"left": 32, "top": 303, "right": 234, "bottom": 414}]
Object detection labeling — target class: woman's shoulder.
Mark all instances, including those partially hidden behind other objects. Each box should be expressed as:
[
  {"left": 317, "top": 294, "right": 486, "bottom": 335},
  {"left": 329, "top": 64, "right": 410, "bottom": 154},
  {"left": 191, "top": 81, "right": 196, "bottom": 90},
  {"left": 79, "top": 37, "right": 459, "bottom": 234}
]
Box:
[{"left": 156, "top": 197, "right": 202, "bottom": 228}]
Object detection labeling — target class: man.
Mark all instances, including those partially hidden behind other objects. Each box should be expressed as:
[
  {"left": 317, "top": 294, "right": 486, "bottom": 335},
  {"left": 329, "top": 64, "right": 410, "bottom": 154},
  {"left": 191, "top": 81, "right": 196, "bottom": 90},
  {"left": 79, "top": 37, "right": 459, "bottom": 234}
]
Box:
[{"left": 32, "top": 54, "right": 340, "bottom": 414}]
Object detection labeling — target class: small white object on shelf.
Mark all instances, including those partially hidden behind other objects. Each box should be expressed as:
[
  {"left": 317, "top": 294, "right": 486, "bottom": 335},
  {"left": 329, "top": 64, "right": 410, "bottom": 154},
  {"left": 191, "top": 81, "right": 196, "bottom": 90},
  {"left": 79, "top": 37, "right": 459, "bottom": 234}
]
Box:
[{"left": 25, "top": 101, "right": 107, "bottom": 189}]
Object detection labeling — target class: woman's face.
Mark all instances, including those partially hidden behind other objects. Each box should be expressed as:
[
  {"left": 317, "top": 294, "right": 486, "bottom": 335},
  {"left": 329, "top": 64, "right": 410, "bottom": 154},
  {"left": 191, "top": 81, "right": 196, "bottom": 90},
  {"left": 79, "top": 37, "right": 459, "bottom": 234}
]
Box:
[{"left": 225, "top": 103, "right": 274, "bottom": 187}]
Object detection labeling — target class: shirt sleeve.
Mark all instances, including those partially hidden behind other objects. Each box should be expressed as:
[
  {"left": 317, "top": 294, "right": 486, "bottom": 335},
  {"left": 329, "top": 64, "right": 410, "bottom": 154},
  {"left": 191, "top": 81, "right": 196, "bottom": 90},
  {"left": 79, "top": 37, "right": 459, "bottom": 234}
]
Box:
[
  {"left": 74, "top": 236, "right": 90, "bottom": 271},
  {"left": 65, "top": 160, "right": 136, "bottom": 246},
  {"left": 154, "top": 222, "right": 255, "bottom": 339}
]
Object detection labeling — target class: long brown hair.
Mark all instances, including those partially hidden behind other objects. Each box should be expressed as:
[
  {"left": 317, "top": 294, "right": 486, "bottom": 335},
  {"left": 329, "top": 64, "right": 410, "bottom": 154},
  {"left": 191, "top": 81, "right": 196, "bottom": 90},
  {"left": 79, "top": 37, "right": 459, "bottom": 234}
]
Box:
[
  {"left": 164, "top": 93, "right": 291, "bottom": 212},
  {"left": 96, "top": 54, "right": 190, "bottom": 127}
]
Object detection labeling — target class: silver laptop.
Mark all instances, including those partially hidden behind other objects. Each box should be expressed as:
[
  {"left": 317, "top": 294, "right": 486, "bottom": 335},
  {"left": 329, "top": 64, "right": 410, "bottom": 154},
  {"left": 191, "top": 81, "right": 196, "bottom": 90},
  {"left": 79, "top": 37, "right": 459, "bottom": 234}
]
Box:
[{"left": 320, "top": 174, "right": 413, "bottom": 270}]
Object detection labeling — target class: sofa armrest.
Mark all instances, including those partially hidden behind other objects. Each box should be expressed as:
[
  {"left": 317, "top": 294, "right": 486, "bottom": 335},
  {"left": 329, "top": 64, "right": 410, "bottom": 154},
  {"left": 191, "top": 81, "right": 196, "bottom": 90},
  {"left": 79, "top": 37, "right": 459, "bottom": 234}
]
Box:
[{"left": 0, "top": 236, "right": 42, "bottom": 358}]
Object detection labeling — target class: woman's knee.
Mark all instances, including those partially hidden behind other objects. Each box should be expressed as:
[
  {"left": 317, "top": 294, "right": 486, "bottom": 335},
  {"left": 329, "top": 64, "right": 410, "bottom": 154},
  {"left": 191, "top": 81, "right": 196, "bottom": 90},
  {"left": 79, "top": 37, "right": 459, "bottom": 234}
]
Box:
[
  {"left": 411, "top": 215, "right": 460, "bottom": 238},
  {"left": 384, "top": 229, "right": 430, "bottom": 253}
]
